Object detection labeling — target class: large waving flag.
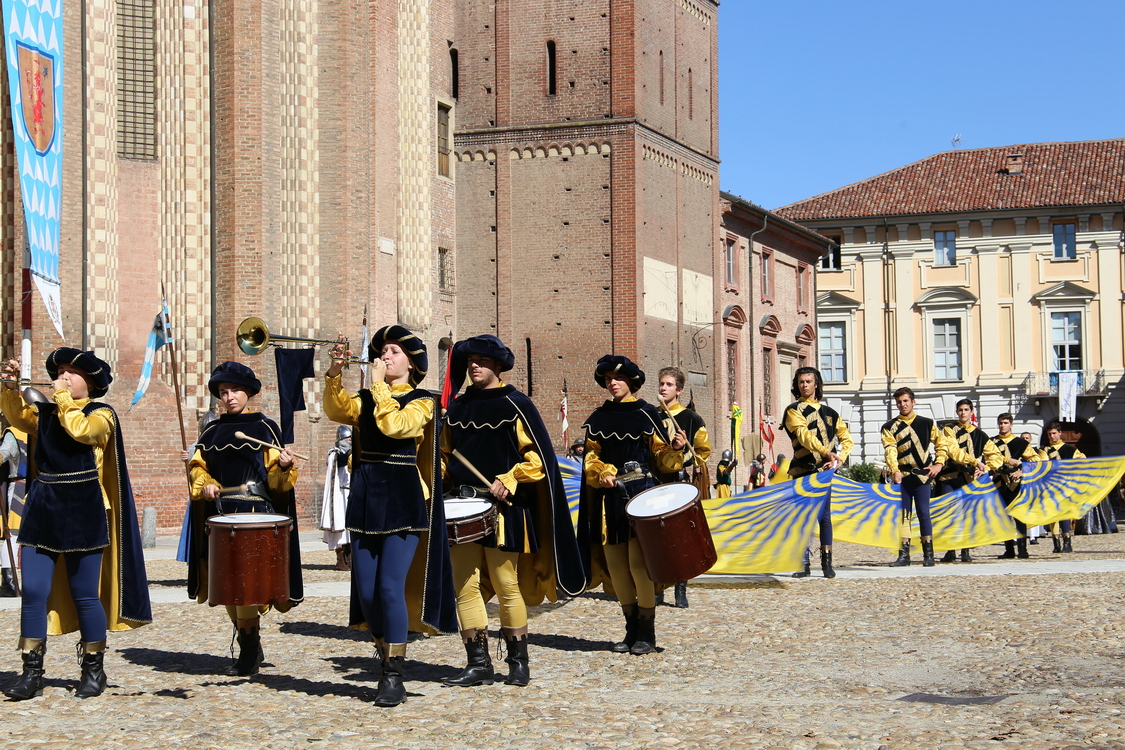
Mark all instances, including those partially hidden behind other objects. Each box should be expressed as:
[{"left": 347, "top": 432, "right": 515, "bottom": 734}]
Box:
[
  {"left": 132, "top": 301, "right": 172, "bottom": 405},
  {"left": 4, "top": 0, "right": 65, "bottom": 336},
  {"left": 1007, "top": 456, "right": 1125, "bottom": 526},
  {"left": 558, "top": 454, "right": 581, "bottom": 528},
  {"left": 705, "top": 471, "right": 830, "bottom": 574}
]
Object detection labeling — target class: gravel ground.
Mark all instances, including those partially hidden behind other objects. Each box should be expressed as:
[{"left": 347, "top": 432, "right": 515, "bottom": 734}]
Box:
[{"left": 2, "top": 534, "right": 1124, "bottom": 749}]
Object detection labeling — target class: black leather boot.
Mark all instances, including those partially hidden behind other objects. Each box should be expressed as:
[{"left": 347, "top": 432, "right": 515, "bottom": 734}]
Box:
[
  {"left": 820, "top": 549, "right": 836, "bottom": 578},
  {"left": 225, "top": 625, "right": 261, "bottom": 676},
  {"left": 611, "top": 605, "right": 638, "bottom": 653},
  {"left": 1063, "top": 536, "right": 1073, "bottom": 553},
  {"left": 673, "top": 581, "right": 689, "bottom": 608},
  {"left": 792, "top": 549, "right": 811, "bottom": 578},
  {"left": 888, "top": 542, "right": 911, "bottom": 567},
  {"left": 654, "top": 589, "right": 665, "bottom": 606},
  {"left": 997, "top": 540, "right": 1016, "bottom": 559},
  {"left": 0, "top": 568, "right": 17, "bottom": 597},
  {"left": 1016, "top": 538, "right": 1029, "bottom": 559},
  {"left": 921, "top": 540, "right": 935, "bottom": 567},
  {"left": 960, "top": 549, "right": 973, "bottom": 563},
  {"left": 501, "top": 627, "right": 530, "bottom": 687},
  {"left": 940, "top": 550, "right": 956, "bottom": 563},
  {"left": 373, "top": 643, "right": 407, "bottom": 707},
  {"left": 630, "top": 607, "right": 656, "bottom": 655},
  {"left": 75, "top": 640, "right": 107, "bottom": 699},
  {"left": 443, "top": 628, "right": 494, "bottom": 686},
  {"left": 1052, "top": 536, "right": 1063, "bottom": 553},
  {"left": 4, "top": 638, "right": 45, "bottom": 700}
]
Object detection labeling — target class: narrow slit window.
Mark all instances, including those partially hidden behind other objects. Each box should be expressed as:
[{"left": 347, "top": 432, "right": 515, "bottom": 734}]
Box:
[
  {"left": 450, "top": 48, "right": 459, "bottom": 99},
  {"left": 547, "top": 41, "right": 557, "bottom": 95}
]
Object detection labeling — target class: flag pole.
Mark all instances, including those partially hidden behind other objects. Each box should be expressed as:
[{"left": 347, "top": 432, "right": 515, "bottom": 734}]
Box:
[{"left": 161, "top": 282, "right": 190, "bottom": 481}]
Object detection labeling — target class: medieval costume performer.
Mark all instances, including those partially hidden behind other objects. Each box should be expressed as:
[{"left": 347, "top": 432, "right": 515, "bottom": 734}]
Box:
[
  {"left": 324, "top": 325, "right": 457, "bottom": 707},
  {"left": 0, "top": 421, "right": 24, "bottom": 596},
  {"left": 2, "top": 349, "right": 151, "bottom": 700},
  {"left": 882, "top": 387, "right": 950, "bottom": 568},
  {"left": 715, "top": 451, "right": 737, "bottom": 497},
  {"left": 187, "top": 361, "right": 304, "bottom": 676},
  {"left": 653, "top": 366, "right": 710, "bottom": 607},
  {"left": 320, "top": 425, "right": 353, "bottom": 570},
  {"left": 936, "top": 398, "right": 1002, "bottom": 563},
  {"left": 783, "top": 366, "right": 853, "bottom": 578},
  {"left": 991, "top": 413, "right": 1042, "bottom": 559},
  {"left": 440, "top": 335, "right": 585, "bottom": 687},
  {"left": 1040, "top": 421, "right": 1086, "bottom": 553},
  {"left": 577, "top": 355, "right": 685, "bottom": 655}
]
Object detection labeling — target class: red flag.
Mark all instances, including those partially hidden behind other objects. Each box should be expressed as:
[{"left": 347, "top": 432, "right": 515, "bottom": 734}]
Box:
[
  {"left": 759, "top": 405, "right": 775, "bottom": 448},
  {"left": 440, "top": 345, "right": 455, "bottom": 410}
]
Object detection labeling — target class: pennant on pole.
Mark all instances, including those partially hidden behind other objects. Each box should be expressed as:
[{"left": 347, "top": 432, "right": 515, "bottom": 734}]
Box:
[
  {"left": 558, "top": 379, "right": 569, "bottom": 446},
  {"left": 132, "top": 301, "right": 172, "bottom": 405},
  {"left": 731, "top": 402, "right": 744, "bottom": 461}
]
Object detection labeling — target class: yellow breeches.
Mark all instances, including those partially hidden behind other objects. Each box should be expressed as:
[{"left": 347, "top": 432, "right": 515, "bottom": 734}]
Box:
[
  {"left": 450, "top": 543, "right": 526, "bottom": 631},
  {"left": 225, "top": 605, "right": 267, "bottom": 621},
  {"left": 603, "top": 539, "right": 655, "bottom": 609}
]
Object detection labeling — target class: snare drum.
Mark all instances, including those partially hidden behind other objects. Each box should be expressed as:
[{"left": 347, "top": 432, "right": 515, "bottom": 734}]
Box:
[
  {"left": 444, "top": 496, "right": 499, "bottom": 545},
  {"left": 205, "top": 513, "right": 292, "bottom": 607},
  {"left": 626, "top": 483, "right": 717, "bottom": 583}
]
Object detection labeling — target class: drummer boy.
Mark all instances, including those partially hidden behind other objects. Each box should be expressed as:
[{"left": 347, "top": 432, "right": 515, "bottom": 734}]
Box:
[
  {"left": 576, "top": 355, "right": 685, "bottom": 657},
  {"left": 439, "top": 335, "right": 584, "bottom": 688}
]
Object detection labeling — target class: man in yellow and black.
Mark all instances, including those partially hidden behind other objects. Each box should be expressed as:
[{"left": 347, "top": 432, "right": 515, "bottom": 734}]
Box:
[
  {"left": 882, "top": 387, "right": 951, "bottom": 567},
  {"left": 654, "top": 366, "right": 711, "bottom": 608},
  {"left": 439, "top": 335, "right": 584, "bottom": 688},
  {"left": 783, "top": 366, "right": 853, "bottom": 578},
  {"left": 990, "top": 412, "right": 1042, "bottom": 559},
  {"left": 1039, "top": 420, "right": 1086, "bottom": 554},
  {"left": 936, "top": 398, "right": 1003, "bottom": 563},
  {"left": 577, "top": 355, "right": 686, "bottom": 656}
]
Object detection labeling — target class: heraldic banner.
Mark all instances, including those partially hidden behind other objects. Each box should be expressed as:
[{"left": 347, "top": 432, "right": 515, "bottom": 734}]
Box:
[{"left": 3, "top": 0, "right": 64, "bottom": 337}]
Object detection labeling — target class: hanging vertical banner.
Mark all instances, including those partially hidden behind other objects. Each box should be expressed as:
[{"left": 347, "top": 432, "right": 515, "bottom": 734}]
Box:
[
  {"left": 3, "top": 0, "right": 64, "bottom": 337},
  {"left": 1058, "top": 371, "right": 1078, "bottom": 423}
]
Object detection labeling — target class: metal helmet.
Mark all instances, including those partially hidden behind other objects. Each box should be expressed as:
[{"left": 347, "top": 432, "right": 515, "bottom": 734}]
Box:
[
  {"left": 572, "top": 436, "right": 586, "bottom": 447},
  {"left": 199, "top": 410, "right": 219, "bottom": 432},
  {"left": 721, "top": 449, "right": 733, "bottom": 462},
  {"left": 336, "top": 425, "right": 353, "bottom": 441}
]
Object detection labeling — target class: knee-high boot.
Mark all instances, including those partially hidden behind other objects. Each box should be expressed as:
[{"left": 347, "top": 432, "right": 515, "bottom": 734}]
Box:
[
  {"left": 888, "top": 541, "right": 911, "bottom": 567},
  {"left": 443, "top": 628, "right": 494, "bottom": 687},
  {"left": 501, "top": 626, "right": 530, "bottom": 687},
  {"left": 630, "top": 607, "right": 656, "bottom": 655},
  {"left": 75, "top": 640, "right": 107, "bottom": 699},
  {"left": 373, "top": 643, "right": 408, "bottom": 707},
  {"left": 4, "top": 638, "right": 45, "bottom": 700},
  {"left": 820, "top": 549, "right": 836, "bottom": 578},
  {"left": 612, "top": 604, "right": 639, "bottom": 653},
  {"left": 921, "top": 540, "right": 935, "bottom": 567}
]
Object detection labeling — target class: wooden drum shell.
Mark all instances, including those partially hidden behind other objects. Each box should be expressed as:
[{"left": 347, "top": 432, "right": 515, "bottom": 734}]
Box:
[
  {"left": 206, "top": 514, "right": 292, "bottom": 607},
  {"left": 627, "top": 484, "right": 717, "bottom": 584}
]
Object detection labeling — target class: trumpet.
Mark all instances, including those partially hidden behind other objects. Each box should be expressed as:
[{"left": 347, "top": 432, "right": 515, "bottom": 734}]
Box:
[
  {"left": 1, "top": 378, "right": 54, "bottom": 388},
  {"left": 236, "top": 317, "right": 364, "bottom": 366}
]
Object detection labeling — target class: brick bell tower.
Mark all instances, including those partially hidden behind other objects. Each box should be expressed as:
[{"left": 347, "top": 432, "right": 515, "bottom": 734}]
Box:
[{"left": 453, "top": 0, "right": 721, "bottom": 446}]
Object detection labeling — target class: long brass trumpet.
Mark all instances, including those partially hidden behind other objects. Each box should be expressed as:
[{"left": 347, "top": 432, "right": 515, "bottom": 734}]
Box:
[
  {"left": 236, "top": 317, "right": 363, "bottom": 365},
  {"left": 1, "top": 378, "right": 54, "bottom": 387}
]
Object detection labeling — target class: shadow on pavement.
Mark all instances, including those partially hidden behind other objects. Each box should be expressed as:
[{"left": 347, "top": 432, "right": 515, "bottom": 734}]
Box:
[
  {"left": 527, "top": 632, "right": 614, "bottom": 652},
  {"left": 278, "top": 620, "right": 370, "bottom": 641},
  {"left": 323, "top": 655, "right": 462, "bottom": 685},
  {"left": 147, "top": 578, "right": 188, "bottom": 588},
  {"left": 0, "top": 671, "right": 74, "bottom": 696},
  {"left": 118, "top": 647, "right": 233, "bottom": 675}
]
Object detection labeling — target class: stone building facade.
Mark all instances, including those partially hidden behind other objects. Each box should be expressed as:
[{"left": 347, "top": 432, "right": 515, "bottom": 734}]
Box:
[{"left": 777, "top": 139, "right": 1125, "bottom": 462}]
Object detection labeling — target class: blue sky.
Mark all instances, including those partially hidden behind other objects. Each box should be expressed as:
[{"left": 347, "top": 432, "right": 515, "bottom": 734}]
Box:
[{"left": 718, "top": 1, "right": 1125, "bottom": 210}]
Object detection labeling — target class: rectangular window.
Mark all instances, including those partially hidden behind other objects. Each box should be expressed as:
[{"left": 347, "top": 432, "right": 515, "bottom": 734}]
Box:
[
  {"left": 762, "top": 347, "right": 773, "bottom": 416},
  {"left": 818, "top": 321, "right": 846, "bottom": 382},
  {"left": 724, "top": 238, "right": 736, "bottom": 287},
  {"left": 547, "top": 41, "right": 557, "bottom": 96},
  {"left": 437, "top": 104, "right": 451, "bottom": 177},
  {"left": 761, "top": 250, "right": 773, "bottom": 299},
  {"left": 796, "top": 265, "right": 809, "bottom": 309},
  {"left": 438, "top": 247, "right": 452, "bottom": 291},
  {"left": 934, "top": 230, "right": 956, "bottom": 266},
  {"left": 821, "top": 239, "right": 842, "bottom": 270},
  {"left": 726, "top": 339, "right": 737, "bottom": 407},
  {"left": 1051, "top": 311, "right": 1082, "bottom": 370},
  {"left": 1053, "top": 223, "right": 1076, "bottom": 259},
  {"left": 117, "top": 0, "right": 157, "bottom": 160},
  {"left": 933, "top": 318, "right": 962, "bottom": 380}
]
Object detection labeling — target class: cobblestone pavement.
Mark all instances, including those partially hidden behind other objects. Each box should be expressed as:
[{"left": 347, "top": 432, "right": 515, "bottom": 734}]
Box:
[{"left": 2, "top": 535, "right": 1125, "bottom": 749}]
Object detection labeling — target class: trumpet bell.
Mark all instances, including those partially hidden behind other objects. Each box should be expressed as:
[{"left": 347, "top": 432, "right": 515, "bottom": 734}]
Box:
[{"left": 236, "top": 317, "right": 271, "bottom": 356}]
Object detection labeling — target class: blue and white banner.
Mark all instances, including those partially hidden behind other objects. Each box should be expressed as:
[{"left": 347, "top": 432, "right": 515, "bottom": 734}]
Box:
[
  {"left": 132, "top": 301, "right": 172, "bottom": 405},
  {"left": 1058, "top": 370, "right": 1078, "bottom": 423},
  {"left": 3, "top": 0, "right": 64, "bottom": 337}
]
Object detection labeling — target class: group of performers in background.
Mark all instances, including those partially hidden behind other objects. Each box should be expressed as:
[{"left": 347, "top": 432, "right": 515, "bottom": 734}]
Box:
[{"left": 0, "top": 330, "right": 1116, "bottom": 705}]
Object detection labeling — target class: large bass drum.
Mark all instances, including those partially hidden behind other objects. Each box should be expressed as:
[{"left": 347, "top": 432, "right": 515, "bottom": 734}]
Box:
[
  {"left": 626, "top": 483, "right": 717, "bottom": 584},
  {"left": 205, "top": 513, "right": 292, "bottom": 607}
]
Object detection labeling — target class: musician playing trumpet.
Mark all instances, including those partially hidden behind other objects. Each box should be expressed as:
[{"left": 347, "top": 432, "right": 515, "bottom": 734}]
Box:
[{"left": 186, "top": 361, "right": 304, "bottom": 676}]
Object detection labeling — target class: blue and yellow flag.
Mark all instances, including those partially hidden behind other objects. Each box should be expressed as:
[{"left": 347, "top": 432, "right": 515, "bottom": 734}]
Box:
[
  {"left": 558, "top": 454, "right": 582, "bottom": 529},
  {"left": 1007, "top": 456, "right": 1125, "bottom": 526}
]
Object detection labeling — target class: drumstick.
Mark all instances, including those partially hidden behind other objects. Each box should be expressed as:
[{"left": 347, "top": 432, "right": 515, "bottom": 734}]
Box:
[
  {"left": 450, "top": 449, "right": 512, "bottom": 505},
  {"left": 657, "top": 399, "right": 695, "bottom": 465},
  {"left": 233, "top": 431, "right": 310, "bottom": 461}
]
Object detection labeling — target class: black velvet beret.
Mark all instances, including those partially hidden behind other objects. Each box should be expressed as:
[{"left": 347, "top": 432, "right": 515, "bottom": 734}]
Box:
[
  {"left": 369, "top": 324, "right": 428, "bottom": 387},
  {"left": 46, "top": 348, "right": 113, "bottom": 398},
  {"left": 446, "top": 335, "right": 515, "bottom": 395},
  {"left": 594, "top": 354, "right": 645, "bottom": 392},
  {"left": 208, "top": 361, "right": 262, "bottom": 398}
]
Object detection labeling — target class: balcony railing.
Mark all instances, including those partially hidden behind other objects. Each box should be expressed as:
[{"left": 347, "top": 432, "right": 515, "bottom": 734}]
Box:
[{"left": 1022, "top": 369, "right": 1108, "bottom": 398}]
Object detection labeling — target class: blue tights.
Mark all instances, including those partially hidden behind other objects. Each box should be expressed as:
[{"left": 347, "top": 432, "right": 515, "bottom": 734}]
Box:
[
  {"left": 351, "top": 532, "right": 420, "bottom": 644},
  {"left": 901, "top": 479, "right": 934, "bottom": 538},
  {"left": 21, "top": 547, "right": 107, "bottom": 643}
]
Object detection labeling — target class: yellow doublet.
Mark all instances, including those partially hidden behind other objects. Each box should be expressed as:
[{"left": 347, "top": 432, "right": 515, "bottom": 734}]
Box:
[
  {"left": 881, "top": 413, "right": 950, "bottom": 474},
  {"left": 439, "top": 389, "right": 545, "bottom": 495},
  {"left": 1040, "top": 441, "right": 1086, "bottom": 460},
  {"left": 583, "top": 397, "right": 683, "bottom": 487},
  {"left": 665, "top": 401, "right": 712, "bottom": 466},
  {"left": 323, "top": 375, "right": 435, "bottom": 499},
  {"left": 942, "top": 423, "right": 1004, "bottom": 472},
  {"left": 2, "top": 387, "right": 114, "bottom": 510},
  {"left": 187, "top": 414, "right": 297, "bottom": 501},
  {"left": 783, "top": 397, "right": 854, "bottom": 463}
]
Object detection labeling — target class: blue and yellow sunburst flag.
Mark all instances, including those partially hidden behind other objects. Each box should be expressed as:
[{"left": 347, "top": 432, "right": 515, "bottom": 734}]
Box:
[
  {"left": 558, "top": 454, "right": 582, "bottom": 529},
  {"left": 704, "top": 470, "right": 830, "bottom": 574},
  {"left": 1006, "top": 456, "right": 1125, "bottom": 527}
]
